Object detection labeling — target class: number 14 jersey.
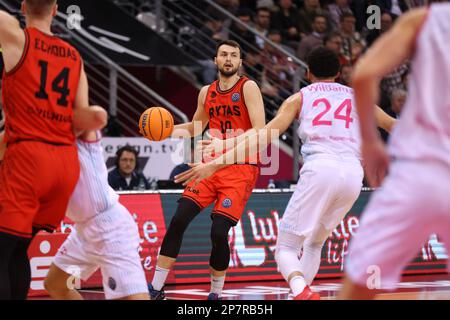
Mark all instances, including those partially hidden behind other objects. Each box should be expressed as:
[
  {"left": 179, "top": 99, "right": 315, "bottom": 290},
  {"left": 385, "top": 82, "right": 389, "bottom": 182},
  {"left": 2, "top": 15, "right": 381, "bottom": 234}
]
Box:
[
  {"left": 2, "top": 27, "right": 82, "bottom": 145},
  {"left": 298, "top": 82, "right": 361, "bottom": 161}
]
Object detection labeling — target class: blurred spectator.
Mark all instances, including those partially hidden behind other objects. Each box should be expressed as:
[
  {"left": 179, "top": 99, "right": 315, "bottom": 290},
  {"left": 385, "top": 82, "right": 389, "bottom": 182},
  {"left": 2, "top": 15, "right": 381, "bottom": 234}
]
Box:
[
  {"left": 257, "top": 0, "right": 276, "bottom": 8},
  {"left": 215, "top": 0, "right": 240, "bottom": 14},
  {"left": 261, "top": 29, "right": 296, "bottom": 98},
  {"left": 390, "top": 88, "right": 407, "bottom": 118},
  {"left": 323, "top": 31, "right": 350, "bottom": 65},
  {"left": 374, "top": 0, "right": 408, "bottom": 17},
  {"left": 366, "top": 11, "right": 393, "bottom": 47},
  {"left": 271, "top": 0, "right": 301, "bottom": 46},
  {"left": 229, "top": 8, "right": 258, "bottom": 52},
  {"left": 296, "top": 14, "right": 328, "bottom": 61},
  {"left": 339, "top": 12, "right": 366, "bottom": 64},
  {"left": 108, "top": 146, "right": 150, "bottom": 191},
  {"left": 297, "top": 0, "right": 324, "bottom": 36},
  {"left": 327, "top": 0, "right": 353, "bottom": 30},
  {"left": 338, "top": 63, "right": 353, "bottom": 86},
  {"left": 380, "top": 62, "right": 409, "bottom": 97},
  {"left": 189, "top": 13, "right": 225, "bottom": 84},
  {"left": 403, "top": 0, "right": 425, "bottom": 9},
  {"left": 243, "top": 48, "right": 265, "bottom": 83},
  {"left": 254, "top": 7, "right": 272, "bottom": 49}
]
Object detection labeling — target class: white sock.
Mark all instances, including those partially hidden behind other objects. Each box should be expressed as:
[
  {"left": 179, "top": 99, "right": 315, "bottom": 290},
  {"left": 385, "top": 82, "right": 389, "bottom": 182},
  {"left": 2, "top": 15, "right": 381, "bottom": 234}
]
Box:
[
  {"left": 151, "top": 266, "right": 170, "bottom": 291},
  {"left": 290, "top": 275, "right": 307, "bottom": 296},
  {"left": 210, "top": 275, "right": 225, "bottom": 296}
]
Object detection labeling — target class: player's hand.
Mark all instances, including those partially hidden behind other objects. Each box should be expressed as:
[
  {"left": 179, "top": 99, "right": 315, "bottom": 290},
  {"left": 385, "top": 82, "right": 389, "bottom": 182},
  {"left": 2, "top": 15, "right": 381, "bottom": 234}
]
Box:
[
  {"left": 362, "top": 139, "right": 390, "bottom": 188},
  {"left": 174, "top": 162, "right": 219, "bottom": 187},
  {"left": 197, "top": 137, "right": 225, "bottom": 160}
]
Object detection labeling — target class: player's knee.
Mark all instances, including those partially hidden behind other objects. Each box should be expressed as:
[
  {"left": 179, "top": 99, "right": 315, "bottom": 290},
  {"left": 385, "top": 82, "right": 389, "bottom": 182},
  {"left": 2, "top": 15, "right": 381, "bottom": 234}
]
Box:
[
  {"left": 167, "top": 198, "right": 201, "bottom": 235},
  {"left": 210, "top": 216, "right": 233, "bottom": 247}
]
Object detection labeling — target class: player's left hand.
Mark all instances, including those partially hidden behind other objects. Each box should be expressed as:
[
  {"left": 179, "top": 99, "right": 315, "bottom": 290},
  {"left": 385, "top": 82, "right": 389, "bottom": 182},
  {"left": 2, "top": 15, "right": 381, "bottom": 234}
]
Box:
[
  {"left": 362, "top": 139, "right": 390, "bottom": 188},
  {"left": 174, "top": 162, "right": 219, "bottom": 187},
  {"left": 197, "top": 137, "right": 226, "bottom": 163}
]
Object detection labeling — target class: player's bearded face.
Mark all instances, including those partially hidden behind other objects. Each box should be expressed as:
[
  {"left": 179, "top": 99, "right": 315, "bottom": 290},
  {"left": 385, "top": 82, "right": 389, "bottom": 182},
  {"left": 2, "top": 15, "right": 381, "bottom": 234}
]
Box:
[{"left": 216, "top": 46, "right": 242, "bottom": 77}]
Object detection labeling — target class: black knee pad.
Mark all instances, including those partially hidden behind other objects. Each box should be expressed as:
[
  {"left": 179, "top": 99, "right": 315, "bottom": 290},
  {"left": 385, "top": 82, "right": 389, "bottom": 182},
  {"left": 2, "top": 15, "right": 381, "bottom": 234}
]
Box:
[
  {"left": 159, "top": 198, "right": 201, "bottom": 258},
  {"left": 209, "top": 215, "right": 234, "bottom": 271}
]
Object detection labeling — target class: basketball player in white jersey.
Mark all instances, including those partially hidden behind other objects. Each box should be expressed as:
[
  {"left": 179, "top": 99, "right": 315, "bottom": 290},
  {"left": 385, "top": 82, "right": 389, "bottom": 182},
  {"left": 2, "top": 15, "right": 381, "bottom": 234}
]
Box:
[
  {"left": 175, "top": 47, "right": 396, "bottom": 299},
  {"left": 339, "top": 4, "right": 450, "bottom": 299},
  {"left": 43, "top": 131, "right": 149, "bottom": 300}
]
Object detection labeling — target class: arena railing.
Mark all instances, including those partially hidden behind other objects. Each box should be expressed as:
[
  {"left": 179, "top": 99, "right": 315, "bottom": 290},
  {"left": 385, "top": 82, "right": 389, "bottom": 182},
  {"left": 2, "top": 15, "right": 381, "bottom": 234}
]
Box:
[{"left": 1, "top": 0, "right": 189, "bottom": 138}]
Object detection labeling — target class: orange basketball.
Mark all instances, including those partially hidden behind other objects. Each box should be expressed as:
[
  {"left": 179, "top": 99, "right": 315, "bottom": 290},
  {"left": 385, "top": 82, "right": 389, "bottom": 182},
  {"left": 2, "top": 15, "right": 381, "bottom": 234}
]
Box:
[{"left": 139, "top": 107, "right": 174, "bottom": 141}]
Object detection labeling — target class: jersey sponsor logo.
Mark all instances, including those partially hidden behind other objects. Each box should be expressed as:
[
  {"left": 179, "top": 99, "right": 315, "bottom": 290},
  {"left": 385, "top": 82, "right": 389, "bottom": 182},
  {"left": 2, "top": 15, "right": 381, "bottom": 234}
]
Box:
[
  {"left": 208, "top": 105, "right": 241, "bottom": 119},
  {"left": 108, "top": 277, "right": 117, "bottom": 291},
  {"left": 222, "top": 198, "right": 232, "bottom": 208},
  {"left": 186, "top": 186, "right": 200, "bottom": 195},
  {"left": 232, "top": 93, "right": 240, "bottom": 102}
]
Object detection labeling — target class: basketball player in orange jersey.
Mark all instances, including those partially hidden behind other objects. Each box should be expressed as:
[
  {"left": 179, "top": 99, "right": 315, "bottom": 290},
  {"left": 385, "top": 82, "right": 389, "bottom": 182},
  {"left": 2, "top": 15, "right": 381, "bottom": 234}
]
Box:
[
  {"left": 148, "top": 40, "right": 266, "bottom": 300},
  {"left": 0, "top": 0, "right": 107, "bottom": 300},
  {"left": 176, "top": 47, "right": 396, "bottom": 300},
  {"left": 340, "top": 5, "right": 450, "bottom": 299}
]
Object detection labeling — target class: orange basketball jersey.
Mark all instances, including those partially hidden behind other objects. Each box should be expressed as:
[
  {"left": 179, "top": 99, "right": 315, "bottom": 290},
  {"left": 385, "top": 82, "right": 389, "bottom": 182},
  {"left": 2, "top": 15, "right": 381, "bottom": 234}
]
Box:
[
  {"left": 2, "top": 27, "right": 82, "bottom": 145},
  {"left": 205, "top": 76, "right": 253, "bottom": 139}
]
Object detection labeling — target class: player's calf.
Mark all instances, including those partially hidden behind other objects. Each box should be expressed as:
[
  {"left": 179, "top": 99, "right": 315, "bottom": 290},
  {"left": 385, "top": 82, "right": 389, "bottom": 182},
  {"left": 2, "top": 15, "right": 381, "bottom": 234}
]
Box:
[{"left": 44, "top": 264, "right": 83, "bottom": 300}]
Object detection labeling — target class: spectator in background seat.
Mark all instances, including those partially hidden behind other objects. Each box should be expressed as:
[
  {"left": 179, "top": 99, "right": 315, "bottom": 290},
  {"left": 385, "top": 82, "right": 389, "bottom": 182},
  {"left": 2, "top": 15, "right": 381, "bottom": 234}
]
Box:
[
  {"left": 228, "top": 8, "right": 258, "bottom": 52},
  {"left": 366, "top": 11, "right": 393, "bottom": 47},
  {"left": 108, "top": 146, "right": 150, "bottom": 191},
  {"left": 254, "top": 7, "right": 272, "bottom": 49},
  {"left": 323, "top": 31, "right": 350, "bottom": 66},
  {"left": 339, "top": 12, "right": 366, "bottom": 65},
  {"left": 338, "top": 63, "right": 353, "bottom": 86},
  {"left": 271, "top": 0, "right": 301, "bottom": 46},
  {"left": 298, "top": 0, "right": 325, "bottom": 36},
  {"left": 327, "top": 0, "right": 353, "bottom": 30},
  {"left": 296, "top": 14, "right": 328, "bottom": 61},
  {"left": 261, "top": 29, "right": 297, "bottom": 97}
]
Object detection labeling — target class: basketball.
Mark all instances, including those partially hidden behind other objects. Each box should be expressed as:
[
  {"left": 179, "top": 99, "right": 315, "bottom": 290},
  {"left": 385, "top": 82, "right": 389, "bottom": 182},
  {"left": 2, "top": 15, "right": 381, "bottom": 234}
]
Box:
[{"left": 139, "top": 107, "right": 174, "bottom": 141}]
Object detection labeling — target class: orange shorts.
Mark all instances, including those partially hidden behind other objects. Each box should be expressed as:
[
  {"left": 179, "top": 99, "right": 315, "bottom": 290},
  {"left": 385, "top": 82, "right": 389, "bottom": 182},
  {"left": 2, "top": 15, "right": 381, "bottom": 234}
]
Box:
[
  {"left": 0, "top": 141, "right": 79, "bottom": 238},
  {"left": 182, "top": 164, "right": 259, "bottom": 225}
]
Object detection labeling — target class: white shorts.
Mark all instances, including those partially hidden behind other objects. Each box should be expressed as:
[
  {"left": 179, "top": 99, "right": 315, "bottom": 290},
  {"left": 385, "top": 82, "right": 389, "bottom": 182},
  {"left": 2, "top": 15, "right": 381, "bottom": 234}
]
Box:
[
  {"left": 346, "top": 160, "right": 450, "bottom": 290},
  {"left": 279, "top": 157, "right": 364, "bottom": 242},
  {"left": 53, "top": 202, "right": 147, "bottom": 300}
]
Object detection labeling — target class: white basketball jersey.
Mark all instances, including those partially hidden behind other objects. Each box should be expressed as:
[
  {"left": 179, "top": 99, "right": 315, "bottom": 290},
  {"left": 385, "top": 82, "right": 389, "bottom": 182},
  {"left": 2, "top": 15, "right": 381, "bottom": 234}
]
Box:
[
  {"left": 298, "top": 82, "right": 361, "bottom": 161},
  {"left": 67, "top": 133, "right": 119, "bottom": 223},
  {"left": 388, "top": 4, "right": 450, "bottom": 166}
]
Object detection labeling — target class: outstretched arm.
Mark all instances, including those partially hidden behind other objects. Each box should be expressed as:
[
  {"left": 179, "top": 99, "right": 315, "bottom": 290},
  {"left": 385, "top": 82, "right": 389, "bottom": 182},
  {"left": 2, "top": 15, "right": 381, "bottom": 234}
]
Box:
[
  {"left": 171, "top": 86, "right": 209, "bottom": 138},
  {"left": 353, "top": 8, "right": 427, "bottom": 187},
  {"left": 175, "top": 93, "right": 301, "bottom": 185},
  {"left": 375, "top": 106, "right": 397, "bottom": 133}
]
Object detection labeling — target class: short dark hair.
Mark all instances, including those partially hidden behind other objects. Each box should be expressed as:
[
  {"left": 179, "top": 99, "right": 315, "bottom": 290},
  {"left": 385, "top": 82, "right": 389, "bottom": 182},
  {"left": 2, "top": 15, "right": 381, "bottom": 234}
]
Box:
[
  {"left": 340, "top": 12, "right": 355, "bottom": 22},
  {"left": 323, "top": 31, "right": 342, "bottom": 45},
  {"left": 236, "top": 8, "right": 253, "bottom": 18},
  {"left": 215, "top": 40, "right": 242, "bottom": 58},
  {"left": 313, "top": 13, "right": 328, "bottom": 23},
  {"left": 307, "top": 47, "right": 340, "bottom": 79},
  {"left": 24, "top": 0, "right": 56, "bottom": 17},
  {"left": 116, "top": 145, "right": 139, "bottom": 169}
]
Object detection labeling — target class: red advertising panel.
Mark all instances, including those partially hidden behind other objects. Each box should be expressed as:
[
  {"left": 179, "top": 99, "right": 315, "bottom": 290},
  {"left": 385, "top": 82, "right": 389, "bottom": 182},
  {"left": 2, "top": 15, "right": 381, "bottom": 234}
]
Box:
[{"left": 27, "top": 193, "right": 167, "bottom": 297}]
